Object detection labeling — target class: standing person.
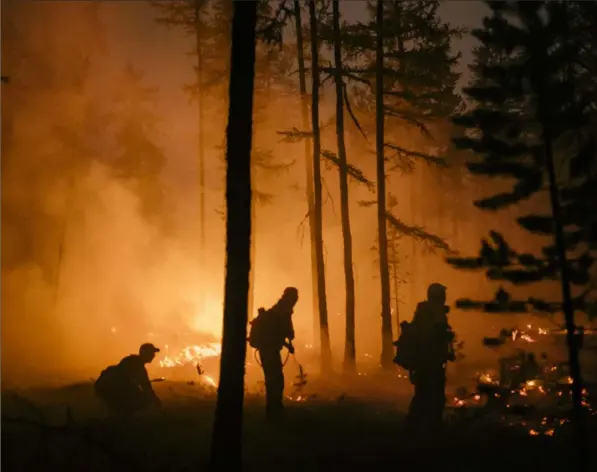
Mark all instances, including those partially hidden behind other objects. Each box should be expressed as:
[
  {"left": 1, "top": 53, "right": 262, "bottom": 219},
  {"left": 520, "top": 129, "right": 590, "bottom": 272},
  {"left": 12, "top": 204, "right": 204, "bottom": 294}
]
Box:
[
  {"left": 248, "top": 287, "right": 298, "bottom": 421},
  {"left": 95, "top": 343, "right": 162, "bottom": 417},
  {"left": 406, "top": 283, "right": 455, "bottom": 431}
]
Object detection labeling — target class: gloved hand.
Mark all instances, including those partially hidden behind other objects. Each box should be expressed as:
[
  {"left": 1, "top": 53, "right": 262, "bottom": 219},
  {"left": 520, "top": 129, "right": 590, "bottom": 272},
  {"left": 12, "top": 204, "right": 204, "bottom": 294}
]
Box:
[{"left": 287, "top": 344, "right": 295, "bottom": 355}]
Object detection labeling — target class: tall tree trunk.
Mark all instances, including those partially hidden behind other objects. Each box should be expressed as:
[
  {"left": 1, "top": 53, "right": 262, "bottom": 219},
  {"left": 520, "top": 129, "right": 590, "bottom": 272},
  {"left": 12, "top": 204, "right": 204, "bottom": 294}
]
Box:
[
  {"left": 390, "top": 237, "right": 400, "bottom": 338},
  {"left": 376, "top": 0, "right": 394, "bottom": 369},
  {"left": 195, "top": 0, "right": 207, "bottom": 315},
  {"left": 294, "top": 0, "right": 319, "bottom": 347},
  {"left": 409, "top": 173, "right": 418, "bottom": 313},
  {"left": 308, "top": 0, "right": 332, "bottom": 372},
  {"left": 543, "top": 124, "right": 587, "bottom": 465},
  {"left": 208, "top": 1, "right": 256, "bottom": 468},
  {"left": 332, "top": 0, "right": 356, "bottom": 374},
  {"left": 248, "top": 175, "right": 256, "bottom": 320}
]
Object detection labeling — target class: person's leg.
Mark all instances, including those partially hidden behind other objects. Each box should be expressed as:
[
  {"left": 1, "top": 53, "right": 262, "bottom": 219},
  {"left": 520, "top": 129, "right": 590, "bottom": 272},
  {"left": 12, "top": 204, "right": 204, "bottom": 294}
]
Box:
[
  {"left": 428, "top": 369, "right": 447, "bottom": 428},
  {"left": 406, "top": 373, "right": 424, "bottom": 431},
  {"left": 271, "top": 351, "right": 285, "bottom": 418},
  {"left": 260, "top": 350, "right": 277, "bottom": 418},
  {"left": 260, "top": 349, "right": 284, "bottom": 420}
]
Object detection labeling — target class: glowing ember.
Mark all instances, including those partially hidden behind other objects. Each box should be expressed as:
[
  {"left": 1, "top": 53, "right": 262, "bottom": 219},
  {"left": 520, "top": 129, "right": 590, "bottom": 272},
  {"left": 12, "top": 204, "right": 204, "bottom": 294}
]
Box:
[
  {"left": 478, "top": 372, "right": 499, "bottom": 386},
  {"left": 159, "top": 343, "right": 222, "bottom": 368},
  {"left": 509, "top": 324, "right": 550, "bottom": 344},
  {"left": 286, "top": 395, "right": 307, "bottom": 403}
]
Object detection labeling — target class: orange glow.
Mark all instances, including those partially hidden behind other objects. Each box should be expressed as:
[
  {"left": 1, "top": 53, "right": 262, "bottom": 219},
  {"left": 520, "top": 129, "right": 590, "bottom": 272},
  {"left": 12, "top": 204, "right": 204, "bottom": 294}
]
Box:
[{"left": 159, "top": 343, "right": 222, "bottom": 368}]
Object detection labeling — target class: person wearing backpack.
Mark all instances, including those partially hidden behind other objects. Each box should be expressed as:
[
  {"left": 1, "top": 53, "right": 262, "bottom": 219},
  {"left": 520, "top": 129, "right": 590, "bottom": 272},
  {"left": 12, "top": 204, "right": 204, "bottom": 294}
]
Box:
[
  {"left": 94, "top": 343, "right": 162, "bottom": 417},
  {"left": 248, "top": 287, "right": 298, "bottom": 421},
  {"left": 404, "top": 283, "right": 455, "bottom": 431}
]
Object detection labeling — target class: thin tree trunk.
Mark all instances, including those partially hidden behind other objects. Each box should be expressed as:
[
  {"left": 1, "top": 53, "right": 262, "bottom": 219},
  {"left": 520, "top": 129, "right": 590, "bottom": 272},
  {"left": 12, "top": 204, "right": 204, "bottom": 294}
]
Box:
[
  {"left": 543, "top": 126, "right": 587, "bottom": 467},
  {"left": 294, "top": 0, "right": 320, "bottom": 348},
  {"left": 208, "top": 1, "right": 256, "bottom": 468},
  {"left": 410, "top": 173, "right": 417, "bottom": 313},
  {"left": 390, "top": 236, "right": 400, "bottom": 338},
  {"left": 308, "top": 0, "right": 332, "bottom": 373},
  {"left": 376, "top": 0, "right": 394, "bottom": 369},
  {"left": 248, "top": 176, "right": 256, "bottom": 320},
  {"left": 332, "top": 0, "right": 356, "bottom": 374},
  {"left": 195, "top": 0, "right": 207, "bottom": 315}
]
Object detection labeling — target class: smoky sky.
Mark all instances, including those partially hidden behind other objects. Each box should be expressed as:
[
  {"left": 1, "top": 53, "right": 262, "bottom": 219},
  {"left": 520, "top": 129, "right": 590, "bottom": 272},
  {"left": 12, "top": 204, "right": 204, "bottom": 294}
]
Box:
[{"left": 98, "top": 0, "right": 488, "bottom": 212}]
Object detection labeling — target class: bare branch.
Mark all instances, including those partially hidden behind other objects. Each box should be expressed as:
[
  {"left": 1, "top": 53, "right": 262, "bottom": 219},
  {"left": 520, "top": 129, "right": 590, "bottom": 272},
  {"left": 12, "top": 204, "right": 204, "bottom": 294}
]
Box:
[
  {"left": 343, "top": 82, "right": 368, "bottom": 141},
  {"left": 319, "top": 173, "right": 337, "bottom": 218},
  {"left": 384, "top": 143, "right": 447, "bottom": 169},
  {"left": 277, "top": 127, "right": 313, "bottom": 143},
  {"left": 386, "top": 212, "right": 453, "bottom": 253},
  {"left": 320, "top": 67, "right": 372, "bottom": 87},
  {"left": 321, "top": 150, "right": 374, "bottom": 191}
]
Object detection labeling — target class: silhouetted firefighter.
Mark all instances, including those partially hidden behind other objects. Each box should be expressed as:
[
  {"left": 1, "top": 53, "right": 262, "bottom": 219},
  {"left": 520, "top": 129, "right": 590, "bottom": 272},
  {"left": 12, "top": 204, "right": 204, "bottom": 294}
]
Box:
[
  {"left": 248, "top": 287, "right": 298, "bottom": 421},
  {"left": 394, "top": 283, "right": 455, "bottom": 431},
  {"left": 94, "top": 343, "right": 162, "bottom": 416}
]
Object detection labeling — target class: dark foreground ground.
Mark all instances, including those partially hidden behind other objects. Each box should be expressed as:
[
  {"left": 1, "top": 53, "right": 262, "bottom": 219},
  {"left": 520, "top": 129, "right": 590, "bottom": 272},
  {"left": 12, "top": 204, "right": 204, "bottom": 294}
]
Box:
[{"left": 2, "top": 378, "right": 596, "bottom": 472}]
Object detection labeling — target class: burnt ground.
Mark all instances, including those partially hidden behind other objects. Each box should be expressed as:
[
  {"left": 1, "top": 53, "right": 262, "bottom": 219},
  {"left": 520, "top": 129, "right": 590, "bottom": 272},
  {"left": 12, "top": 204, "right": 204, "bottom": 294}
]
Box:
[{"left": 1, "top": 376, "right": 596, "bottom": 472}]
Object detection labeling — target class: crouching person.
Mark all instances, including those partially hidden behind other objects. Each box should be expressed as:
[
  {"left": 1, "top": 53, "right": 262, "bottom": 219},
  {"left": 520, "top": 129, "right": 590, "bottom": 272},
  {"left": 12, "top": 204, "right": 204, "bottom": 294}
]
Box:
[{"left": 95, "top": 343, "right": 162, "bottom": 416}]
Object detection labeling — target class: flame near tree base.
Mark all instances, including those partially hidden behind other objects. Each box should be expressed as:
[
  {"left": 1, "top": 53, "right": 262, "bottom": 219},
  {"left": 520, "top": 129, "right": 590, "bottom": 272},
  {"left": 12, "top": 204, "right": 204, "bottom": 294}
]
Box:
[
  {"left": 158, "top": 343, "right": 222, "bottom": 368},
  {"left": 155, "top": 342, "right": 310, "bottom": 401},
  {"left": 156, "top": 343, "right": 222, "bottom": 388}
]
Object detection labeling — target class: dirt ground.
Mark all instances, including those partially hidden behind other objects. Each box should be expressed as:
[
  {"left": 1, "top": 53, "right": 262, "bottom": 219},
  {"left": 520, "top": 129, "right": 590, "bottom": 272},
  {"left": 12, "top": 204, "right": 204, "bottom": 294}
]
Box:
[{"left": 2, "top": 373, "right": 596, "bottom": 472}]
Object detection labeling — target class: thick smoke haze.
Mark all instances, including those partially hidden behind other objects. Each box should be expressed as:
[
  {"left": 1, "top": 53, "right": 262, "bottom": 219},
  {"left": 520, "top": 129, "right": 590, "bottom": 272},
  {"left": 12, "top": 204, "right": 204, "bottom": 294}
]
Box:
[{"left": 2, "top": 0, "right": 572, "bottom": 389}]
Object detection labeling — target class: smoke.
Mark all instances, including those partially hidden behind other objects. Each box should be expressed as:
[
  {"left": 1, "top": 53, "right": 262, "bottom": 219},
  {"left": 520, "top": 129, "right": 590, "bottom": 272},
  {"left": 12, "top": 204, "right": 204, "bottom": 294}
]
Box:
[
  {"left": 1, "top": 1, "right": 569, "bottom": 392},
  {"left": 1, "top": 160, "right": 228, "bottom": 387}
]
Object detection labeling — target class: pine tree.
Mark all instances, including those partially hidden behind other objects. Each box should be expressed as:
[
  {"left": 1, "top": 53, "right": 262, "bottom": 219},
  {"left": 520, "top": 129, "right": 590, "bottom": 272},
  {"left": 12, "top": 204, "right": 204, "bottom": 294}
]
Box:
[
  {"left": 369, "top": 194, "right": 410, "bottom": 337},
  {"left": 309, "top": 0, "right": 333, "bottom": 373},
  {"left": 330, "top": 0, "right": 358, "bottom": 374},
  {"left": 277, "top": 0, "right": 334, "bottom": 373},
  {"left": 293, "top": 0, "right": 320, "bottom": 346},
  {"left": 247, "top": 0, "right": 296, "bottom": 321},
  {"left": 374, "top": 0, "right": 394, "bottom": 369},
  {"left": 346, "top": 0, "right": 461, "bottom": 367},
  {"left": 446, "top": 1, "right": 596, "bottom": 463},
  {"left": 374, "top": 1, "right": 461, "bottom": 344}
]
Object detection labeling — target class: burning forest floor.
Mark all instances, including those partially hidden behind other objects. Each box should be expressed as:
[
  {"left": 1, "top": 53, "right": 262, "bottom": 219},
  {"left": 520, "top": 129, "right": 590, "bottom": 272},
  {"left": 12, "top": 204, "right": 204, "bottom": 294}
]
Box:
[{"left": 2, "top": 369, "right": 597, "bottom": 472}]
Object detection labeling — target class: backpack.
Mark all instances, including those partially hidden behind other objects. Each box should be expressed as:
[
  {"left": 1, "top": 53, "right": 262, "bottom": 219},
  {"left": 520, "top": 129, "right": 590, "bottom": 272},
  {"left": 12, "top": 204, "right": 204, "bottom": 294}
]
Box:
[
  {"left": 393, "top": 321, "right": 418, "bottom": 370},
  {"left": 94, "top": 365, "right": 122, "bottom": 399},
  {"left": 248, "top": 307, "right": 268, "bottom": 349}
]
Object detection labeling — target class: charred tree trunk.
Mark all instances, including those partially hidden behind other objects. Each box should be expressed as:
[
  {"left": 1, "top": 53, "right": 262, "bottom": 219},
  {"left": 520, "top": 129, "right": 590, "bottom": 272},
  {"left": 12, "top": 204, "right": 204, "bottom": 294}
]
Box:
[
  {"left": 393, "top": 261, "right": 400, "bottom": 337},
  {"left": 409, "top": 173, "right": 418, "bottom": 314},
  {"left": 248, "top": 175, "right": 257, "bottom": 321},
  {"left": 376, "top": 0, "right": 394, "bottom": 369},
  {"left": 308, "top": 0, "right": 332, "bottom": 372},
  {"left": 332, "top": 0, "right": 356, "bottom": 374},
  {"left": 208, "top": 1, "right": 256, "bottom": 468},
  {"left": 294, "top": 0, "right": 320, "bottom": 348},
  {"left": 195, "top": 0, "right": 207, "bottom": 315},
  {"left": 543, "top": 121, "right": 587, "bottom": 463},
  {"left": 389, "top": 236, "right": 401, "bottom": 338}
]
